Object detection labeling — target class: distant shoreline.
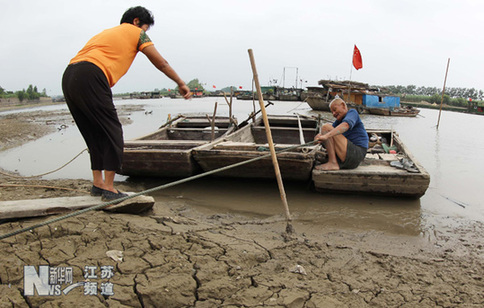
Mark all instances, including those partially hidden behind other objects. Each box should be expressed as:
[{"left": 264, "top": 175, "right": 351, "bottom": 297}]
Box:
[
  {"left": 401, "top": 100, "right": 468, "bottom": 113},
  {"left": 0, "top": 97, "right": 472, "bottom": 114},
  {"left": 0, "top": 97, "right": 65, "bottom": 113}
]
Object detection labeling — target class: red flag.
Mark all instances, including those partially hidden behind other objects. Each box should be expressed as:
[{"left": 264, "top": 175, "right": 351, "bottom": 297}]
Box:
[
  {"left": 213, "top": 85, "right": 216, "bottom": 88},
  {"left": 239, "top": 86, "right": 242, "bottom": 89},
  {"left": 352, "top": 45, "right": 363, "bottom": 70}
]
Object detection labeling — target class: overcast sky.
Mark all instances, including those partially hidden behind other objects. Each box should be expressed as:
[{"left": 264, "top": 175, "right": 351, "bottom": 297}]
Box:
[{"left": 1, "top": 0, "right": 482, "bottom": 96}]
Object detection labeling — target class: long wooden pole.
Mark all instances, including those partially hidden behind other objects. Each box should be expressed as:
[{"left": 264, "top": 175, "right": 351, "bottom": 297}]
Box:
[
  {"left": 437, "top": 58, "right": 450, "bottom": 129},
  {"left": 247, "top": 49, "right": 294, "bottom": 234}
]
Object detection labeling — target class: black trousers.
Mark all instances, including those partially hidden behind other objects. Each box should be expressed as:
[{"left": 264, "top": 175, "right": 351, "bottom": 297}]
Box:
[{"left": 62, "top": 62, "right": 123, "bottom": 172}]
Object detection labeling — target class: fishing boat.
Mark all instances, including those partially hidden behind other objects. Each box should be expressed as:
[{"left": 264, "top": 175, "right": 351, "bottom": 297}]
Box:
[
  {"left": 192, "top": 115, "right": 322, "bottom": 181},
  {"left": 367, "top": 108, "right": 391, "bottom": 116},
  {"left": 312, "top": 129, "right": 430, "bottom": 198},
  {"left": 305, "top": 96, "right": 331, "bottom": 111},
  {"left": 119, "top": 114, "right": 237, "bottom": 178},
  {"left": 368, "top": 106, "right": 420, "bottom": 117}
]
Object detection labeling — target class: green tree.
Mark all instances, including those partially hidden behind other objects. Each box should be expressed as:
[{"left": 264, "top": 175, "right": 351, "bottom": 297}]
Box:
[
  {"left": 26, "top": 85, "right": 34, "bottom": 100},
  {"left": 16, "top": 90, "right": 25, "bottom": 102},
  {"left": 23, "top": 84, "right": 41, "bottom": 100},
  {"left": 186, "top": 79, "right": 204, "bottom": 91},
  {"left": 221, "top": 86, "right": 237, "bottom": 93},
  {"left": 428, "top": 93, "right": 450, "bottom": 105}
]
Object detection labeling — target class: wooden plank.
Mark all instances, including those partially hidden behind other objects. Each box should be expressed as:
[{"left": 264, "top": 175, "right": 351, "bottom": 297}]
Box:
[
  {"left": 378, "top": 153, "right": 400, "bottom": 161},
  {"left": 365, "top": 154, "right": 380, "bottom": 160},
  {"left": 0, "top": 194, "right": 154, "bottom": 220}
]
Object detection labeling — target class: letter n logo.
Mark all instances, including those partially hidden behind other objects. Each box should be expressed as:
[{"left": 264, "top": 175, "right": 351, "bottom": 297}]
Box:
[{"left": 24, "top": 266, "right": 50, "bottom": 296}]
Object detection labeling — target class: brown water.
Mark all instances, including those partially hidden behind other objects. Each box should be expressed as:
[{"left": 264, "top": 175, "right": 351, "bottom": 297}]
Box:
[{"left": 1, "top": 98, "right": 483, "bottom": 240}]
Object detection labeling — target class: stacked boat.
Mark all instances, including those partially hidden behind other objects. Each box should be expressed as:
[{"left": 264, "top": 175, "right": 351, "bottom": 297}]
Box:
[
  {"left": 192, "top": 114, "right": 322, "bottom": 181},
  {"left": 119, "top": 114, "right": 236, "bottom": 178}
]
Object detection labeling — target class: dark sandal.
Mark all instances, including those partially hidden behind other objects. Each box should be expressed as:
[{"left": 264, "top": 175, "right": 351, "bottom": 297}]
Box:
[
  {"left": 90, "top": 185, "right": 105, "bottom": 196},
  {"left": 102, "top": 189, "right": 128, "bottom": 202}
]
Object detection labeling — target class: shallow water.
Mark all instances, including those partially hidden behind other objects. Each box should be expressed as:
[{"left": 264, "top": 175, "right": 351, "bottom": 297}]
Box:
[{"left": 1, "top": 97, "right": 482, "bottom": 237}]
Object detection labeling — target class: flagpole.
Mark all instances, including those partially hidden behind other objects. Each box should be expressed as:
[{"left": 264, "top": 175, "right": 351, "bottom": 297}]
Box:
[{"left": 347, "top": 49, "right": 354, "bottom": 103}]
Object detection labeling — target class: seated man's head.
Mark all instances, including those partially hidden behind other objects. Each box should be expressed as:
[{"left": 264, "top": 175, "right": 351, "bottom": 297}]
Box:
[{"left": 329, "top": 98, "right": 348, "bottom": 121}]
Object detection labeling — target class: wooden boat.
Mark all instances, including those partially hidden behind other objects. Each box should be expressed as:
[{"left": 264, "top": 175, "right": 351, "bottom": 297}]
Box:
[
  {"left": 390, "top": 106, "right": 420, "bottom": 117},
  {"left": 312, "top": 129, "right": 430, "bottom": 198},
  {"left": 279, "top": 93, "right": 301, "bottom": 101},
  {"left": 305, "top": 96, "right": 330, "bottom": 111},
  {"left": 367, "top": 107, "right": 391, "bottom": 116},
  {"left": 119, "top": 114, "right": 237, "bottom": 178},
  {"left": 192, "top": 115, "right": 322, "bottom": 181},
  {"left": 368, "top": 106, "right": 420, "bottom": 117}
]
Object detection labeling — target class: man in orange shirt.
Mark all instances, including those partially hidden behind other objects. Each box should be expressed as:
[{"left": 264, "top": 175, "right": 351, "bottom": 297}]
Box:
[{"left": 62, "top": 6, "right": 191, "bottom": 201}]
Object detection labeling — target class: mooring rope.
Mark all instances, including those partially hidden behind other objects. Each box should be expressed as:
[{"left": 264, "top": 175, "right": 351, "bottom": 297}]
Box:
[
  {"left": 0, "top": 148, "right": 88, "bottom": 179},
  {"left": 0, "top": 141, "right": 318, "bottom": 240}
]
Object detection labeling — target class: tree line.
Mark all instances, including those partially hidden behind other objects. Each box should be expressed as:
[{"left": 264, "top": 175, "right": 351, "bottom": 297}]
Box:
[
  {"left": 382, "top": 84, "right": 483, "bottom": 98},
  {"left": 0, "top": 85, "right": 47, "bottom": 102},
  {"left": 380, "top": 84, "right": 483, "bottom": 106}
]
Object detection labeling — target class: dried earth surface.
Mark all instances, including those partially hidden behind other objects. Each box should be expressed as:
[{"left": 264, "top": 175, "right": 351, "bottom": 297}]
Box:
[{"left": 0, "top": 104, "right": 483, "bottom": 307}]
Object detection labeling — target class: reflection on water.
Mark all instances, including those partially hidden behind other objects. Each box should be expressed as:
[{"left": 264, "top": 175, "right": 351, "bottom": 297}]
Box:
[{"left": 1, "top": 97, "right": 483, "bottom": 237}]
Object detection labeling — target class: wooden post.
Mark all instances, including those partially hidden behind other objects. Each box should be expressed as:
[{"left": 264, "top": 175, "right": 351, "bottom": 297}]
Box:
[
  {"left": 223, "top": 89, "right": 236, "bottom": 127},
  {"left": 437, "top": 58, "right": 450, "bottom": 129},
  {"left": 206, "top": 102, "right": 218, "bottom": 141},
  {"left": 247, "top": 49, "right": 294, "bottom": 234}
]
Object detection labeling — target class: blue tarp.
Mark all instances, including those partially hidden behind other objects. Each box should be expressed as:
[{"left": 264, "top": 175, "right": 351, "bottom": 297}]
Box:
[{"left": 362, "top": 95, "right": 400, "bottom": 108}]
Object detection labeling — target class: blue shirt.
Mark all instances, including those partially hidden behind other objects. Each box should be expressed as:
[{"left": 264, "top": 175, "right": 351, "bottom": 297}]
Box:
[{"left": 332, "top": 109, "right": 369, "bottom": 148}]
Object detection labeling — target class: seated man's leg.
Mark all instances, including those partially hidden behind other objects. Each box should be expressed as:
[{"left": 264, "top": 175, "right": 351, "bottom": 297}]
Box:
[{"left": 317, "top": 124, "right": 348, "bottom": 170}]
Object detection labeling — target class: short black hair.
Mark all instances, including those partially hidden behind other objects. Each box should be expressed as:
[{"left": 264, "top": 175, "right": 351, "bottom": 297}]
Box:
[{"left": 120, "top": 6, "right": 154, "bottom": 27}]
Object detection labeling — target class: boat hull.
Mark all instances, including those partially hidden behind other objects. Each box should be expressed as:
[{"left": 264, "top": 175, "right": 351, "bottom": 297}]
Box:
[
  {"left": 368, "top": 107, "right": 420, "bottom": 117},
  {"left": 312, "top": 162, "right": 429, "bottom": 198},
  {"left": 305, "top": 96, "right": 330, "bottom": 111},
  {"left": 121, "top": 142, "right": 203, "bottom": 178},
  {"left": 312, "top": 129, "right": 430, "bottom": 198},
  {"left": 120, "top": 115, "right": 236, "bottom": 178}
]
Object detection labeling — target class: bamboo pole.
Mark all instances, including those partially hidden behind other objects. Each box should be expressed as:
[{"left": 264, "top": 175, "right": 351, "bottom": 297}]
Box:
[
  {"left": 247, "top": 49, "right": 294, "bottom": 234},
  {"left": 437, "top": 58, "right": 450, "bottom": 129}
]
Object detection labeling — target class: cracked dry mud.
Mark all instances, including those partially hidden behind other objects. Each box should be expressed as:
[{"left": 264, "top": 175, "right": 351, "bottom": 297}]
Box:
[
  {"left": 1, "top": 106, "right": 484, "bottom": 307},
  {"left": 1, "top": 201, "right": 483, "bottom": 307}
]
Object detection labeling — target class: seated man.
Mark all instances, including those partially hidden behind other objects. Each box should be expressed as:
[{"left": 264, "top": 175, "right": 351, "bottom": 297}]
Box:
[{"left": 314, "top": 98, "right": 369, "bottom": 170}]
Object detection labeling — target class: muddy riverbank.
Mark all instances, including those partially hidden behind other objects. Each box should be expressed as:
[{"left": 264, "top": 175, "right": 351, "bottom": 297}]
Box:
[{"left": 0, "top": 105, "right": 483, "bottom": 307}]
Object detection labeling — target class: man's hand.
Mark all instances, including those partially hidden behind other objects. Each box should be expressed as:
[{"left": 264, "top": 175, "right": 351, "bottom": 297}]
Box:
[
  {"left": 142, "top": 46, "right": 192, "bottom": 99},
  {"left": 314, "top": 133, "right": 328, "bottom": 144},
  {"left": 178, "top": 84, "right": 192, "bottom": 99}
]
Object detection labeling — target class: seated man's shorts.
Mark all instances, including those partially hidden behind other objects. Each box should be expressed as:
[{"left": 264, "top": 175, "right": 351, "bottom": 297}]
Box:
[{"left": 338, "top": 140, "right": 367, "bottom": 169}]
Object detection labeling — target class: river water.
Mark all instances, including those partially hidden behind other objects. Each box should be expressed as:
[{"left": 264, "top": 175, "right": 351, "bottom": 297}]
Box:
[{"left": 1, "top": 97, "right": 483, "bottom": 239}]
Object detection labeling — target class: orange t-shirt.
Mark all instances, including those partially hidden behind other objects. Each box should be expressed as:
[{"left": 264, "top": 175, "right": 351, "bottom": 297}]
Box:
[{"left": 69, "top": 23, "right": 154, "bottom": 87}]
